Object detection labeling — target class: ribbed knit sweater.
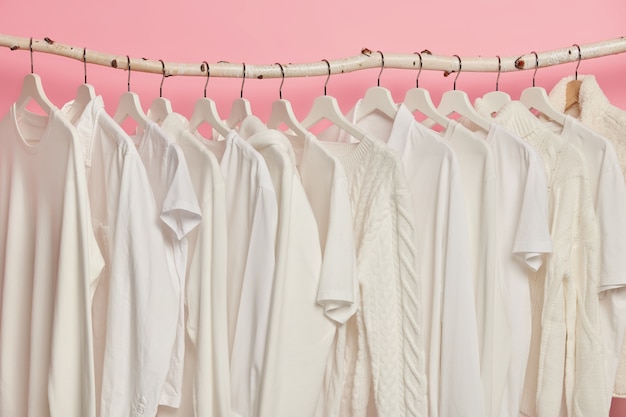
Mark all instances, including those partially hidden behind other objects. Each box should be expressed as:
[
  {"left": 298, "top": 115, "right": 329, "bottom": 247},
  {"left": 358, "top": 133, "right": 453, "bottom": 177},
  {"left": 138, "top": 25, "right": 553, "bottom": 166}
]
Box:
[
  {"left": 320, "top": 135, "right": 427, "bottom": 417},
  {"left": 483, "top": 101, "right": 607, "bottom": 417}
]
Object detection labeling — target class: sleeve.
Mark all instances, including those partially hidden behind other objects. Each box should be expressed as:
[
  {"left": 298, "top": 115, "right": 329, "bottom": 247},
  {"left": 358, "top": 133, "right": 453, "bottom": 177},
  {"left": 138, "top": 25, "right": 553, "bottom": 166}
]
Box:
[
  {"left": 161, "top": 145, "right": 202, "bottom": 241},
  {"left": 230, "top": 185, "right": 278, "bottom": 417},
  {"left": 513, "top": 149, "right": 553, "bottom": 271},
  {"left": 595, "top": 148, "right": 626, "bottom": 290},
  {"left": 99, "top": 155, "right": 179, "bottom": 417},
  {"left": 316, "top": 174, "right": 359, "bottom": 324},
  {"left": 438, "top": 162, "right": 484, "bottom": 417},
  {"left": 48, "top": 144, "right": 105, "bottom": 417}
]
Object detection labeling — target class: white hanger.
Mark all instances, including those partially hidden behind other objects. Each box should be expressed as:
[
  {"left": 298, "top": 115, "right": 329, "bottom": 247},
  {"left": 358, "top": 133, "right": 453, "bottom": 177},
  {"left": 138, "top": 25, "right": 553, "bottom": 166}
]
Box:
[
  {"left": 64, "top": 47, "right": 96, "bottom": 123},
  {"left": 225, "top": 62, "right": 252, "bottom": 129},
  {"left": 147, "top": 59, "right": 173, "bottom": 124},
  {"left": 353, "top": 51, "right": 397, "bottom": 121},
  {"left": 564, "top": 44, "right": 583, "bottom": 112},
  {"left": 519, "top": 51, "right": 566, "bottom": 125},
  {"left": 424, "top": 55, "right": 491, "bottom": 131},
  {"left": 266, "top": 63, "right": 308, "bottom": 137},
  {"left": 113, "top": 55, "right": 148, "bottom": 129},
  {"left": 301, "top": 59, "right": 367, "bottom": 141},
  {"left": 403, "top": 51, "right": 450, "bottom": 128},
  {"left": 15, "top": 38, "right": 54, "bottom": 114},
  {"left": 188, "top": 61, "right": 231, "bottom": 138},
  {"left": 480, "top": 55, "right": 511, "bottom": 116}
]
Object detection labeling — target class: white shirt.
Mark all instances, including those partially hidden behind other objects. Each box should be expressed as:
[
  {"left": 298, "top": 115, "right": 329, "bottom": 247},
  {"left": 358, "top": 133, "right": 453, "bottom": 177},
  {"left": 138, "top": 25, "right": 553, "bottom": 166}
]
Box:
[
  {"left": 0, "top": 104, "right": 103, "bottom": 417},
  {"left": 157, "top": 113, "right": 231, "bottom": 417},
  {"left": 458, "top": 117, "right": 553, "bottom": 417},
  {"left": 239, "top": 117, "right": 331, "bottom": 417},
  {"left": 544, "top": 115, "right": 626, "bottom": 409},
  {"left": 131, "top": 120, "right": 202, "bottom": 409},
  {"left": 442, "top": 120, "right": 502, "bottom": 417},
  {"left": 330, "top": 103, "right": 481, "bottom": 417},
  {"left": 202, "top": 128, "right": 277, "bottom": 417}
]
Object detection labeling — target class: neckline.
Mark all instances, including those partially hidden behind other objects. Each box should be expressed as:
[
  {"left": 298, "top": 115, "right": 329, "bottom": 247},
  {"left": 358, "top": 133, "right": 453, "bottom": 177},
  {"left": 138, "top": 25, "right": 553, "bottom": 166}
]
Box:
[{"left": 10, "top": 104, "right": 56, "bottom": 154}]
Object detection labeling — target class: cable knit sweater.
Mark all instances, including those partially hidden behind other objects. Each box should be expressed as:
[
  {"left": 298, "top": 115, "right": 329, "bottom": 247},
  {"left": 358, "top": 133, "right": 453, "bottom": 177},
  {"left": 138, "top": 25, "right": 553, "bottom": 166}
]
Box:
[
  {"left": 481, "top": 101, "right": 607, "bottom": 417},
  {"left": 549, "top": 75, "right": 626, "bottom": 398},
  {"left": 320, "top": 135, "right": 427, "bottom": 417}
]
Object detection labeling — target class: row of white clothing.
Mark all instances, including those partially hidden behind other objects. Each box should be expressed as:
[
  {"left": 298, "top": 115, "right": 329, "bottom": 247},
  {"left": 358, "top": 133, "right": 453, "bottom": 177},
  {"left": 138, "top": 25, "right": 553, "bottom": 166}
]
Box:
[{"left": 0, "top": 69, "right": 626, "bottom": 417}]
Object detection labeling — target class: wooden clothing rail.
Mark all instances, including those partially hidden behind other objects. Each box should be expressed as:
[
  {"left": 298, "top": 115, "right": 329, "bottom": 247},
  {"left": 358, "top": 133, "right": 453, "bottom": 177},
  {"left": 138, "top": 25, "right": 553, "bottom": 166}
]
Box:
[{"left": 0, "top": 33, "right": 625, "bottom": 79}]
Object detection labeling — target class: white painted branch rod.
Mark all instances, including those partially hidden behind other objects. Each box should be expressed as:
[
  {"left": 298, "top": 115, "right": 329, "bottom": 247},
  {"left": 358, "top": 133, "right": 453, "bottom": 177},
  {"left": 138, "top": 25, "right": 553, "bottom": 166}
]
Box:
[{"left": 1, "top": 34, "right": 625, "bottom": 79}]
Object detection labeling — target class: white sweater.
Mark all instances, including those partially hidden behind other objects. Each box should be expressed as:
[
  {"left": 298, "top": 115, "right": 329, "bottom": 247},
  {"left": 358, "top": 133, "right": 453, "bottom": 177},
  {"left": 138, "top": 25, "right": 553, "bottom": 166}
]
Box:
[
  {"left": 320, "top": 135, "right": 427, "bottom": 417},
  {"left": 486, "top": 102, "right": 607, "bottom": 417}
]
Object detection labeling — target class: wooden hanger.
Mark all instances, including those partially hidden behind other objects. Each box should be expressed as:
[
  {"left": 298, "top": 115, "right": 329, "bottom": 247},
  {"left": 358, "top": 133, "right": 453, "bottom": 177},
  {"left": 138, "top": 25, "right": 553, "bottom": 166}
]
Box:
[
  {"left": 424, "top": 55, "right": 491, "bottom": 131},
  {"left": 226, "top": 62, "right": 252, "bottom": 129},
  {"left": 519, "top": 51, "right": 566, "bottom": 125},
  {"left": 353, "top": 51, "right": 397, "bottom": 121},
  {"left": 64, "top": 47, "right": 96, "bottom": 123},
  {"left": 266, "top": 63, "right": 308, "bottom": 137},
  {"left": 301, "top": 59, "right": 367, "bottom": 141},
  {"left": 15, "top": 38, "right": 54, "bottom": 114},
  {"left": 113, "top": 55, "right": 148, "bottom": 129},
  {"left": 147, "top": 59, "right": 173, "bottom": 124},
  {"left": 480, "top": 55, "right": 511, "bottom": 116},
  {"left": 403, "top": 51, "right": 450, "bottom": 128},
  {"left": 188, "top": 61, "right": 231, "bottom": 138},
  {"left": 564, "top": 44, "right": 583, "bottom": 112}
]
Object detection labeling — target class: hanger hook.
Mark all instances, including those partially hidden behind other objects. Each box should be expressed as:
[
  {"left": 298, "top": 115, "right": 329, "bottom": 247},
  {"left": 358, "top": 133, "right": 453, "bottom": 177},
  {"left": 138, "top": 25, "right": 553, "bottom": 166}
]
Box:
[
  {"left": 452, "top": 54, "right": 461, "bottom": 90},
  {"left": 572, "top": 44, "right": 581, "bottom": 80},
  {"left": 275, "top": 63, "right": 285, "bottom": 100},
  {"left": 126, "top": 55, "right": 131, "bottom": 92},
  {"left": 29, "top": 37, "right": 34, "bottom": 74},
  {"left": 322, "top": 59, "right": 331, "bottom": 96},
  {"left": 413, "top": 52, "right": 423, "bottom": 88},
  {"left": 83, "top": 47, "right": 88, "bottom": 84},
  {"left": 159, "top": 59, "right": 166, "bottom": 98},
  {"left": 495, "top": 55, "right": 502, "bottom": 91},
  {"left": 202, "top": 61, "right": 210, "bottom": 98},
  {"left": 377, "top": 50, "right": 385, "bottom": 87},
  {"left": 240, "top": 62, "right": 246, "bottom": 99},
  {"left": 531, "top": 51, "right": 539, "bottom": 87}
]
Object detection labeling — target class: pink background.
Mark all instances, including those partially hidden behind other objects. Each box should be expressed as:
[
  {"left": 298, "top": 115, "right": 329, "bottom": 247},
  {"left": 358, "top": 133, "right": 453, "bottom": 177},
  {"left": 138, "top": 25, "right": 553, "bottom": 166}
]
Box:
[{"left": 1, "top": 0, "right": 626, "bottom": 414}]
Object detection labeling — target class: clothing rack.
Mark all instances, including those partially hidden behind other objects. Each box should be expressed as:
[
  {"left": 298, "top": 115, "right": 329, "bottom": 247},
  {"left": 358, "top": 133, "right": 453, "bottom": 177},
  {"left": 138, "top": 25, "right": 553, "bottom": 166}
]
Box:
[{"left": 0, "top": 33, "right": 625, "bottom": 79}]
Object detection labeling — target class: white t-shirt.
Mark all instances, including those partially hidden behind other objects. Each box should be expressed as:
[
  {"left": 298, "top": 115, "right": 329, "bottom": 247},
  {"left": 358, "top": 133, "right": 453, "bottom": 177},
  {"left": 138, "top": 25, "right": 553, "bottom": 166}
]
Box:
[
  {"left": 202, "top": 128, "right": 277, "bottom": 417},
  {"left": 459, "top": 117, "right": 553, "bottom": 417},
  {"left": 158, "top": 113, "right": 231, "bottom": 417},
  {"left": 442, "top": 120, "right": 502, "bottom": 417},
  {"left": 283, "top": 130, "right": 358, "bottom": 323},
  {"left": 239, "top": 117, "right": 332, "bottom": 417},
  {"left": 0, "top": 104, "right": 103, "bottom": 417},
  {"left": 130, "top": 120, "right": 202, "bottom": 409},
  {"left": 328, "top": 102, "right": 482, "bottom": 417},
  {"left": 544, "top": 115, "right": 626, "bottom": 408}
]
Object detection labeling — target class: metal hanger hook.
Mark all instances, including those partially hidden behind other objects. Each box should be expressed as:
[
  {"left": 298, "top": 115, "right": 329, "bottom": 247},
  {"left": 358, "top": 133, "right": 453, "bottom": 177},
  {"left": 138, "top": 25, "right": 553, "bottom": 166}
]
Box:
[
  {"left": 240, "top": 62, "right": 246, "bottom": 99},
  {"left": 453, "top": 54, "right": 462, "bottom": 90},
  {"left": 531, "top": 51, "right": 539, "bottom": 87},
  {"left": 377, "top": 50, "right": 385, "bottom": 87},
  {"left": 159, "top": 59, "right": 166, "bottom": 98},
  {"left": 126, "top": 55, "right": 131, "bottom": 92},
  {"left": 83, "top": 47, "right": 88, "bottom": 84},
  {"left": 495, "top": 55, "right": 502, "bottom": 91},
  {"left": 29, "top": 37, "right": 34, "bottom": 74},
  {"left": 322, "top": 59, "right": 331, "bottom": 96},
  {"left": 413, "top": 52, "right": 423, "bottom": 88},
  {"left": 202, "top": 61, "right": 210, "bottom": 98},
  {"left": 275, "top": 63, "right": 285, "bottom": 99},
  {"left": 572, "top": 44, "right": 581, "bottom": 80}
]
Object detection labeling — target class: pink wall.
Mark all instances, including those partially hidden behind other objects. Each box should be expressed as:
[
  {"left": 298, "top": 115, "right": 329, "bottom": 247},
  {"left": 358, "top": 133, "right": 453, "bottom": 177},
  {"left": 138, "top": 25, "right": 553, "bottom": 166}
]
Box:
[{"left": 1, "top": 0, "right": 626, "bottom": 414}]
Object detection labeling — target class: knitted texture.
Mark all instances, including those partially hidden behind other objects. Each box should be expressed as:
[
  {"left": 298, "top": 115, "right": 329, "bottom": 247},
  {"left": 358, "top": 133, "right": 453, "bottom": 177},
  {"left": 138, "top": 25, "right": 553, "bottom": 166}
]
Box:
[
  {"left": 492, "top": 102, "right": 607, "bottom": 417},
  {"left": 549, "top": 75, "right": 626, "bottom": 397},
  {"left": 325, "top": 136, "right": 427, "bottom": 417}
]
